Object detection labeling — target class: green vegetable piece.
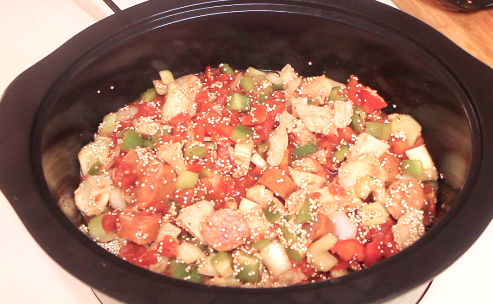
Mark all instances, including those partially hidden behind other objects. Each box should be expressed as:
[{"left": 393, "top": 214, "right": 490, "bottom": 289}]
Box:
[
  {"left": 365, "top": 121, "right": 391, "bottom": 140},
  {"left": 264, "top": 200, "right": 281, "bottom": 223},
  {"left": 279, "top": 226, "right": 297, "bottom": 246},
  {"left": 219, "top": 63, "right": 235, "bottom": 75},
  {"left": 231, "top": 124, "right": 254, "bottom": 142},
  {"left": 251, "top": 239, "right": 272, "bottom": 251},
  {"left": 350, "top": 105, "right": 367, "bottom": 133},
  {"left": 140, "top": 87, "right": 157, "bottom": 102},
  {"left": 184, "top": 141, "right": 208, "bottom": 159},
  {"left": 240, "top": 75, "right": 255, "bottom": 93},
  {"left": 228, "top": 92, "right": 251, "bottom": 112},
  {"left": 235, "top": 252, "right": 261, "bottom": 283},
  {"left": 258, "top": 92, "right": 270, "bottom": 103},
  {"left": 100, "top": 113, "right": 117, "bottom": 137},
  {"left": 88, "top": 214, "right": 115, "bottom": 243},
  {"left": 272, "top": 83, "right": 284, "bottom": 91},
  {"left": 211, "top": 251, "right": 234, "bottom": 277},
  {"left": 307, "top": 99, "right": 319, "bottom": 106},
  {"left": 175, "top": 170, "right": 199, "bottom": 190},
  {"left": 285, "top": 247, "right": 305, "bottom": 263},
  {"left": 143, "top": 138, "right": 154, "bottom": 149},
  {"left": 88, "top": 161, "right": 102, "bottom": 176},
  {"left": 292, "top": 143, "right": 319, "bottom": 159},
  {"left": 169, "top": 260, "right": 188, "bottom": 279},
  {"left": 151, "top": 126, "right": 172, "bottom": 142},
  {"left": 198, "top": 168, "right": 214, "bottom": 179},
  {"left": 331, "top": 144, "right": 350, "bottom": 163},
  {"left": 294, "top": 200, "right": 311, "bottom": 224},
  {"left": 257, "top": 139, "right": 270, "bottom": 155},
  {"left": 402, "top": 159, "right": 426, "bottom": 179},
  {"left": 122, "top": 129, "right": 144, "bottom": 151},
  {"left": 426, "top": 180, "right": 439, "bottom": 190},
  {"left": 244, "top": 67, "right": 266, "bottom": 77},
  {"left": 187, "top": 265, "right": 204, "bottom": 283},
  {"left": 166, "top": 199, "right": 179, "bottom": 217},
  {"left": 329, "top": 86, "right": 347, "bottom": 101}
]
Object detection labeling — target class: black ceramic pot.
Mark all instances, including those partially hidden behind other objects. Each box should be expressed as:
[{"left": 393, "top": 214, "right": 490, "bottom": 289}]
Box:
[{"left": 1, "top": 1, "right": 493, "bottom": 303}]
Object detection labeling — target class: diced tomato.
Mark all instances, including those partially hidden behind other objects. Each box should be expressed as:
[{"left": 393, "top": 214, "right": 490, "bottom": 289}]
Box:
[
  {"left": 159, "top": 134, "right": 185, "bottom": 143},
  {"left": 381, "top": 230, "right": 400, "bottom": 258},
  {"left": 118, "top": 241, "right": 147, "bottom": 262},
  {"left": 117, "top": 212, "right": 161, "bottom": 245},
  {"left": 212, "top": 122, "right": 235, "bottom": 138},
  {"left": 265, "top": 99, "right": 286, "bottom": 118},
  {"left": 331, "top": 257, "right": 350, "bottom": 271},
  {"left": 157, "top": 235, "right": 179, "bottom": 257},
  {"left": 316, "top": 139, "right": 334, "bottom": 153},
  {"left": 254, "top": 117, "right": 277, "bottom": 141},
  {"left": 363, "top": 240, "right": 383, "bottom": 267},
  {"left": 187, "top": 163, "right": 204, "bottom": 173},
  {"left": 338, "top": 127, "right": 357, "bottom": 144},
  {"left": 134, "top": 162, "right": 176, "bottom": 209},
  {"left": 168, "top": 112, "right": 191, "bottom": 127},
  {"left": 141, "top": 200, "right": 168, "bottom": 215},
  {"left": 358, "top": 88, "right": 388, "bottom": 112},
  {"left": 389, "top": 136, "right": 411, "bottom": 156},
  {"left": 347, "top": 75, "right": 362, "bottom": 106},
  {"left": 331, "top": 239, "right": 365, "bottom": 262},
  {"left": 193, "top": 120, "right": 206, "bottom": 142},
  {"left": 101, "top": 213, "right": 118, "bottom": 233},
  {"left": 136, "top": 101, "right": 160, "bottom": 118},
  {"left": 112, "top": 158, "right": 138, "bottom": 189},
  {"left": 137, "top": 250, "right": 159, "bottom": 268},
  {"left": 194, "top": 90, "right": 209, "bottom": 103},
  {"left": 295, "top": 258, "right": 317, "bottom": 277},
  {"left": 327, "top": 183, "right": 346, "bottom": 197},
  {"left": 118, "top": 242, "right": 159, "bottom": 269},
  {"left": 173, "top": 189, "right": 196, "bottom": 208}
]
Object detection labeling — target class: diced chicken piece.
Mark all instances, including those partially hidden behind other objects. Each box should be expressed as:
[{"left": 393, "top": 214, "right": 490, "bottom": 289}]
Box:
[
  {"left": 337, "top": 133, "right": 390, "bottom": 188},
  {"left": 156, "top": 142, "right": 187, "bottom": 174},
  {"left": 284, "top": 188, "right": 310, "bottom": 213},
  {"left": 348, "top": 133, "right": 390, "bottom": 161},
  {"left": 291, "top": 158, "right": 319, "bottom": 173},
  {"left": 279, "top": 110, "right": 304, "bottom": 134},
  {"left": 294, "top": 104, "right": 337, "bottom": 136},
  {"left": 257, "top": 168, "right": 298, "bottom": 200},
  {"left": 279, "top": 64, "right": 299, "bottom": 84},
  {"left": 332, "top": 100, "right": 353, "bottom": 128},
  {"left": 74, "top": 174, "right": 112, "bottom": 216},
  {"left": 337, "top": 154, "right": 374, "bottom": 189},
  {"left": 299, "top": 75, "right": 333, "bottom": 105},
  {"left": 290, "top": 97, "right": 307, "bottom": 118},
  {"left": 392, "top": 210, "right": 425, "bottom": 250},
  {"left": 133, "top": 116, "right": 161, "bottom": 137},
  {"left": 117, "top": 212, "right": 162, "bottom": 245},
  {"left": 315, "top": 184, "right": 360, "bottom": 213},
  {"left": 280, "top": 64, "right": 302, "bottom": 98},
  {"left": 176, "top": 200, "right": 215, "bottom": 242},
  {"left": 296, "top": 127, "right": 317, "bottom": 145},
  {"left": 267, "top": 124, "right": 288, "bottom": 167},
  {"left": 275, "top": 269, "right": 308, "bottom": 287},
  {"left": 161, "top": 76, "right": 200, "bottom": 119},
  {"left": 288, "top": 167, "right": 327, "bottom": 191},
  {"left": 233, "top": 141, "right": 254, "bottom": 178},
  {"left": 379, "top": 152, "right": 402, "bottom": 187},
  {"left": 246, "top": 184, "right": 275, "bottom": 207},
  {"left": 176, "top": 242, "right": 207, "bottom": 264},
  {"left": 175, "top": 74, "right": 201, "bottom": 102},
  {"left": 78, "top": 138, "right": 111, "bottom": 177}
]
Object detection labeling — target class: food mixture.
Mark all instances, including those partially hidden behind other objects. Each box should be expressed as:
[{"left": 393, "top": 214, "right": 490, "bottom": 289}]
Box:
[{"left": 74, "top": 64, "right": 439, "bottom": 287}]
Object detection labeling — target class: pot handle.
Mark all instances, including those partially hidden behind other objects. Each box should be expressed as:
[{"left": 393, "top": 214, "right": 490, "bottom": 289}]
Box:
[{"left": 103, "top": 0, "right": 122, "bottom": 13}]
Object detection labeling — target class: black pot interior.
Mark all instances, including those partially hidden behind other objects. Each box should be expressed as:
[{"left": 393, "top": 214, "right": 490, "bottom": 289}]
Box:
[{"left": 23, "top": 1, "right": 484, "bottom": 303}]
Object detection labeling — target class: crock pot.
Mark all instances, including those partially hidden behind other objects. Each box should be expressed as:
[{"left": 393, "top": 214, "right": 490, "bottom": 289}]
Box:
[{"left": 1, "top": 0, "right": 493, "bottom": 303}]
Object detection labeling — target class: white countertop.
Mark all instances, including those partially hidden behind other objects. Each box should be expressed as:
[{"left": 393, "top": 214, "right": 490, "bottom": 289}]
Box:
[{"left": 1, "top": 1, "right": 492, "bottom": 303}]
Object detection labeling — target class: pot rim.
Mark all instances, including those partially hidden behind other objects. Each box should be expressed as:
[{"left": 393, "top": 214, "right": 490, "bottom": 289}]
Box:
[{"left": 1, "top": 1, "right": 493, "bottom": 303}]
